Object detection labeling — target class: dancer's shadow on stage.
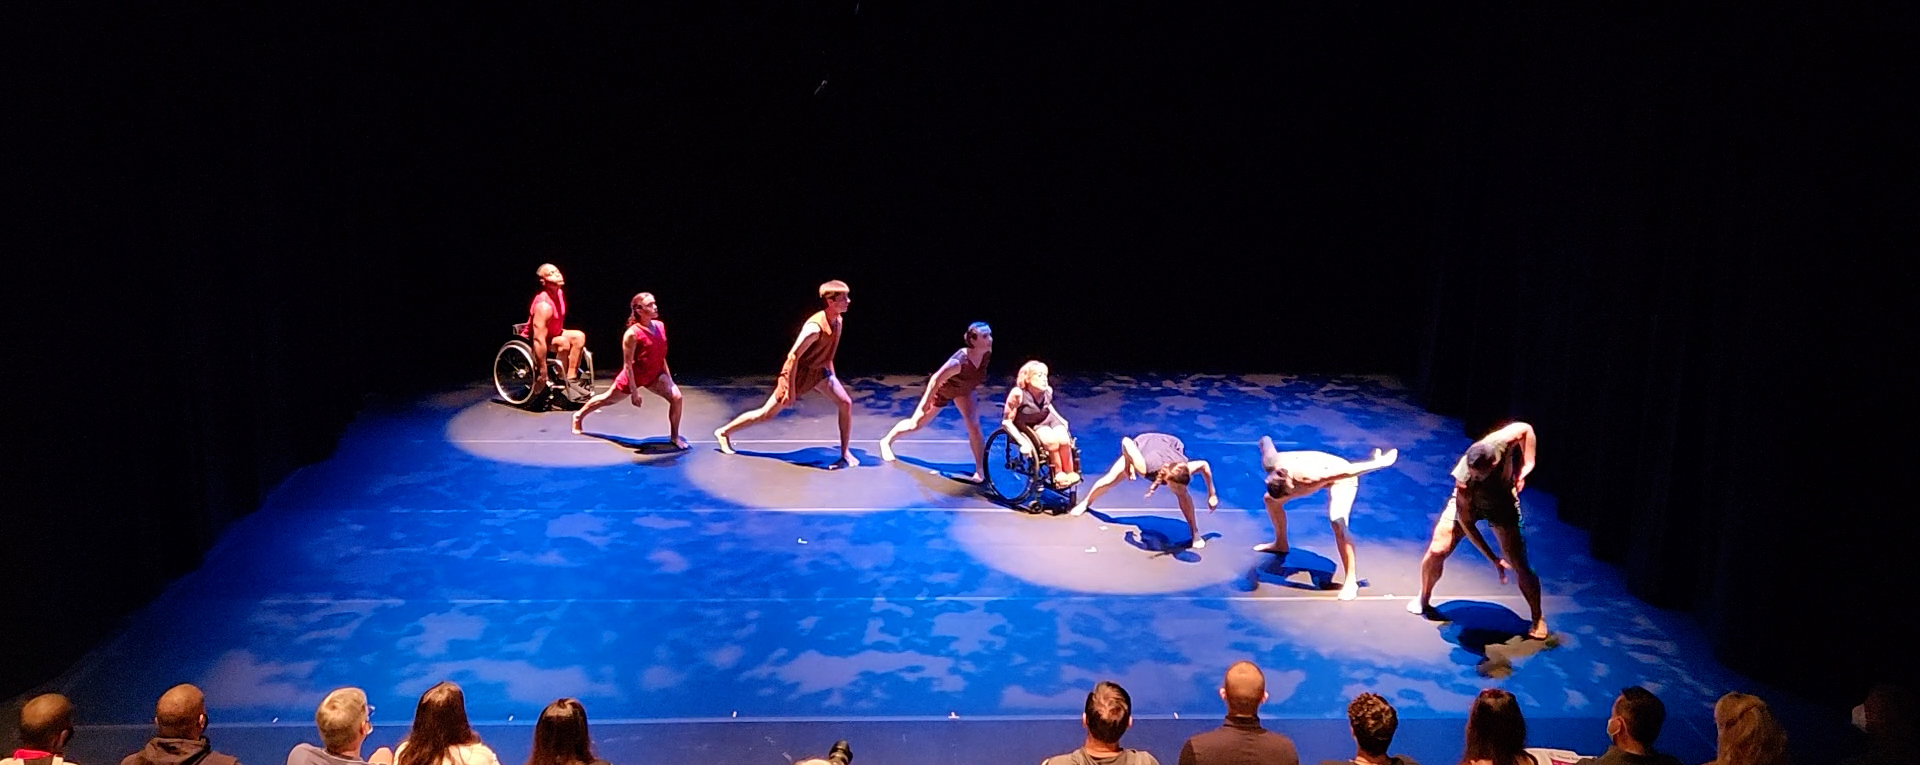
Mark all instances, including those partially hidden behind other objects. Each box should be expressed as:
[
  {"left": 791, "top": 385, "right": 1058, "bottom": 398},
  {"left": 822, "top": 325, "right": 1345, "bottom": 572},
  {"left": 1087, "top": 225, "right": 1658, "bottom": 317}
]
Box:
[
  {"left": 580, "top": 433, "right": 690, "bottom": 465},
  {"left": 1428, "top": 600, "right": 1557, "bottom": 677},
  {"left": 1238, "top": 549, "right": 1344, "bottom": 592},
  {"left": 890, "top": 455, "right": 985, "bottom": 492},
  {"left": 1085, "top": 511, "right": 1218, "bottom": 561},
  {"left": 724, "top": 445, "right": 869, "bottom": 470}
]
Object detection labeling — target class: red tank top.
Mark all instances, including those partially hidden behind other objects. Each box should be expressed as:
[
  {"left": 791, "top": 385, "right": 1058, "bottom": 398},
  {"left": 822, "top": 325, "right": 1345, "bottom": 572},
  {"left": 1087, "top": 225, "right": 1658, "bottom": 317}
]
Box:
[
  {"left": 523, "top": 289, "right": 566, "bottom": 339},
  {"left": 630, "top": 320, "right": 667, "bottom": 381}
]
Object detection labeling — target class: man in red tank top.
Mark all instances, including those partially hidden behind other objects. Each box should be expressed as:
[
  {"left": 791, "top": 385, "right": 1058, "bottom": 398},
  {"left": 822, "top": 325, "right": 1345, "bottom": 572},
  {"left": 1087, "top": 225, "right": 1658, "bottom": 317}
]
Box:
[
  {"left": 522, "top": 264, "right": 589, "bottom": 401},
  {"left": 572, "top": 292, "right": 686, "bottom": 448},
  {"left": 714, "top": 280, "right": 856, "bottom": 469}
]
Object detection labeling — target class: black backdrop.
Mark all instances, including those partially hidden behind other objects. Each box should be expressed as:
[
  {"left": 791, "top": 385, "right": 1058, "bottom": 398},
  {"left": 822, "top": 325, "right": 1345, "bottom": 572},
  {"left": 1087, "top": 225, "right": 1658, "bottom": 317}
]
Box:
[{"left": 7, "top": 3, "right": 1912, "bottom": 709}]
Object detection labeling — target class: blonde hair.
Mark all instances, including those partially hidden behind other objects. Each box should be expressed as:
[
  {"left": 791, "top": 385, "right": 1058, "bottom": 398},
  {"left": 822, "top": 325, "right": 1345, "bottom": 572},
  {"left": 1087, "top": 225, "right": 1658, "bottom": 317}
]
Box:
[
  {"left": 316, "top": 687, "right": 369, "bottom": 752},
  {"left": 1016, "top": 360, "right": 1050, "bottom": 389},
  {"left": 818, "top": 280, "right": 850, "bottom": 299},
  {"left": 1713, "top": 692, "right": 1790, "bottom": 765}
]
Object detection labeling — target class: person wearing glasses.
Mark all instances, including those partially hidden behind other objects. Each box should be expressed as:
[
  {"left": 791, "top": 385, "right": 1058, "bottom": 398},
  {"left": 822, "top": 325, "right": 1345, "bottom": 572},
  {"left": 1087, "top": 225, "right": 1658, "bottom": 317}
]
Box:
[
  {"left": 571, "top": 292, "right": 686, "bottom": 448},
  {"left": 879, "top": 321, "right": 994, "bottom": 482}
]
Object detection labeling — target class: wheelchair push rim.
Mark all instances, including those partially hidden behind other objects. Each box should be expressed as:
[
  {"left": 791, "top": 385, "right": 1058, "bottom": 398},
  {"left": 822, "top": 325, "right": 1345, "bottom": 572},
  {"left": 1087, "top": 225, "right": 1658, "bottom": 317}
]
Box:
[{"left": 493, "top": 340, "right": 538, "bottom": 406}]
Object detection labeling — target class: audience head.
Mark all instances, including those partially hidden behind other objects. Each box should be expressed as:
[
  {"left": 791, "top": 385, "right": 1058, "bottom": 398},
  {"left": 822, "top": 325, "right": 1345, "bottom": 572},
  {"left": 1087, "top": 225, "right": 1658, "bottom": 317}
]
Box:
[
  {"left": 1712, "top": 692, "right": 1789, "bottom": 765},
  {"left": 1461, "top": 688, "right": 1527, "bottom": 765},
  {"left": 1857, "top": 683, "right": 1916, "bottom": 742},
  {"left": 1083, "top": 681, "right": 1133, "bottom": 747},
  {"left": 963, "top": 321, "right": 993, "bottom": 349},
  {"left": 525, "top": 698, "right": 595, "bottom": 765},
  {"left": 1219, "top": 661, "right": 1268, "bottom": 716},
  {"left": 1346, "top": 693, "right": 1400, "bottom": 758},
  {"left": 398, "top": 681, "right": 481, "bottom": 765},
  {"left": 1017, "top": 360, "right": 1050, "bottom": 391},
  {"left": 154, "top": 684, "right": 208, "bottom": 740},
  {"left": 1608, "top": 686, "right": 1665, "bottom": 751},
  {"left": 315, "top": 687, "right": 375, "bottom": 755},
  {"left": 19, "top": 693, "right": 75, "bottom": 753}
]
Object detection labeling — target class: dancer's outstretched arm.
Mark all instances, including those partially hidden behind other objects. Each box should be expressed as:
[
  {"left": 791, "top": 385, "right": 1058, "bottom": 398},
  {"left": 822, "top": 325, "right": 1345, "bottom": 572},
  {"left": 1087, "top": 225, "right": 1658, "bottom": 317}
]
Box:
[{"left": 1188, "top": 460, "right": 1220, "bottom": 511}]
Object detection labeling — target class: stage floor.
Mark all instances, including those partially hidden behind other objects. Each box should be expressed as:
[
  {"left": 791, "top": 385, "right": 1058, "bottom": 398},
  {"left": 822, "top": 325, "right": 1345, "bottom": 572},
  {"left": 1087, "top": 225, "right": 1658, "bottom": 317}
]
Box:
[{"left": 38, "top": 374, "right": 1770, "bottom": 764}]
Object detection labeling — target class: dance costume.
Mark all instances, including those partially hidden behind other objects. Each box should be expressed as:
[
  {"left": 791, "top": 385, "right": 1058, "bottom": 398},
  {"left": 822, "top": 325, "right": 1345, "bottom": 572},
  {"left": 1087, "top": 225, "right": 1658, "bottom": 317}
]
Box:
[{"left": 773, "top": 311, "right": 841, "bottom": 400}]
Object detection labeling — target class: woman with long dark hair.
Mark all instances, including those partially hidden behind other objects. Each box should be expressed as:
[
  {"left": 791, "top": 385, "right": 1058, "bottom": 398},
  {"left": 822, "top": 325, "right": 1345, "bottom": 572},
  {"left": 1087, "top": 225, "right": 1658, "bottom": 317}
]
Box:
[
  {"left": 395, "top": 682, "right": 499, "bottom": 765},
  {"left": 1460, "top": 689, "right": 1535, "bottom": 765},
  {"left": 524, "top": 699, "right": 606, "bottom": 765}
]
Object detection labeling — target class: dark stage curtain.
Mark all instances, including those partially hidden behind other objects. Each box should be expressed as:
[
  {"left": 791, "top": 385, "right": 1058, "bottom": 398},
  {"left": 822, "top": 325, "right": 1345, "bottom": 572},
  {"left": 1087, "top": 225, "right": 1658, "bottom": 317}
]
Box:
[{"left": 1412, "top": 6, "right": 1916, "bottom": 704}]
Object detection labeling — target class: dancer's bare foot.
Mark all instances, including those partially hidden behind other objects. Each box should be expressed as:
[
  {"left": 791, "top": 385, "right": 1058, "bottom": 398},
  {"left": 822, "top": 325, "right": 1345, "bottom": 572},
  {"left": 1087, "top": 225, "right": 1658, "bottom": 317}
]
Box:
[
  {"left": 571, "top": 414, "right": 585, "bottom": 435},
  {"left": 671, "top": 435, "right": 689, "bottom": 450},
  {"left": 1525, "top": 620, "right": 1550, "bottom": 641},
  {"left": 1253, "top": 541, "right": 1289, "bottom": 555},
  {"left": 878, "top": 436, "right": 896, "bottom": 462},
  {"left": 1406, "top": 597, "right": 1444, "bottom": 620},
  {"left": 1338, "top": 579, "right": 1360, "bottom": 601},
  {"left": 1068, "top": 502, "right": 1088, "bottom": 516},
  {"left": 1190, "top": 535, "right": 1206, "bottom": 550},
  {"left": 828, "top": 451, "right": 856, "bottom": 470},
  {"left": 1053, "top": 471, "right": 1080, "bottom": 488},
  {"left": 714, "top": 429, "right": 735, "bottom": 454}
]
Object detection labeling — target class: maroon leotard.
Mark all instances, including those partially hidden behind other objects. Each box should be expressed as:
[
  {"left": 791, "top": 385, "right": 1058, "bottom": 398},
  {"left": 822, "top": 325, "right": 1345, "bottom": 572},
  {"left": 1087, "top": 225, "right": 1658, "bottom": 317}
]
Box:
[
  {"left": 611, "top": 320, "right": 668, "bottom": 393},
  {"left": 773, "top": 311, "right": 841, "bottom": 400},
  {"left": 931, "top": 349, "right": 989, "bottom": 407}
]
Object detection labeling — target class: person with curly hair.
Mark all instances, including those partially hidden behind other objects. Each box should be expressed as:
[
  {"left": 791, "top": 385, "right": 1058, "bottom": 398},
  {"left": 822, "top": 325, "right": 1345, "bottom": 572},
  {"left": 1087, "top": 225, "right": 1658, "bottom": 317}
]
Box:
[{"left": 1707, "top": 693, "right": 1789, "bottom": 765}]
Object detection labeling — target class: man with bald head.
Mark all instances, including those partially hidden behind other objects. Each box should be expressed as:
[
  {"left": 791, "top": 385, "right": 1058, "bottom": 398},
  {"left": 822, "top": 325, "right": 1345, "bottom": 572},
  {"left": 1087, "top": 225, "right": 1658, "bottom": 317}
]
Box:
[
  {"left": 120, "top": 685, "right": 242, "bottom": 765},
  {"left": 1177, "top": 662, "right": 1300, "bottom": 765},
  {"left": 4, "top": 694, "right": 78, "bottom": 765},
  {"left": 521, "top": 263, "right": 589, "bottom": 403}
]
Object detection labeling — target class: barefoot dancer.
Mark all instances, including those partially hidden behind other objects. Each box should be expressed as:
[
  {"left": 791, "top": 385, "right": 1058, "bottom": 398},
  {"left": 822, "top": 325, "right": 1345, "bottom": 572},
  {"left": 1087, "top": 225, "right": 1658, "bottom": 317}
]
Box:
[
  {"left": 1002, "top": 361, "right": 1079, "bottom": 488},
  {"left": 1069, "top": 433, "right": 1219, "bottom": 549},
  {"left": 879, "top": 322, "right": 993, "bottom": 480},
  {"left": 523, "top": 263, "right": 589, "bottom": 402},
  {"left": 572, "top": 292, "right": 686, "bottom": 448},
  {"left": 714, "top": 281, "right": 855, "bottom": 469},
  {"left": 1406, "top": 422, "right": 1546, "bottom": 639},
  {"left": 1257, "top": 437, "right": 1400, "bottom": 600}
]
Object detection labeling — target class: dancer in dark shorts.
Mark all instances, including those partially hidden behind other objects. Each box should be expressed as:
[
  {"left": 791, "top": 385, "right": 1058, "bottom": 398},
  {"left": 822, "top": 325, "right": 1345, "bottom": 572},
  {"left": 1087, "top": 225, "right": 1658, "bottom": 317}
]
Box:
[
  {"left": 1258, "top": 438, "right": 1401, "bottom": 600},
  {"left": 1406, "top": 421, "right": 1546, "bottom": 639},
  {"left": 879, "top": 322, "right": 994, "bottom": 481},
  {"left": 714, "top": 280, "right": 855, "bottom": 469},
  {"left": 1070, "top": 433, "right": 1219, "bottom": 549},
  {"left": 572, "top": 292, "right": 685, "bottom": 448}
]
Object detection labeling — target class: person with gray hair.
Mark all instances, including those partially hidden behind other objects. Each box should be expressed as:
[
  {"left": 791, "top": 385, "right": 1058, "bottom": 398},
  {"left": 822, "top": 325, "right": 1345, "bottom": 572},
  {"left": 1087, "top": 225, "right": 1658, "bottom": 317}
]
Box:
[
  {"left": 4, "top": 694, "right": 78, "bottom": 765},
  {"left": 287, "top": 688, "right": 394, "bottom": 765},
  {"left": 119, "top": 684, "right": 243, "bottom": 765}
]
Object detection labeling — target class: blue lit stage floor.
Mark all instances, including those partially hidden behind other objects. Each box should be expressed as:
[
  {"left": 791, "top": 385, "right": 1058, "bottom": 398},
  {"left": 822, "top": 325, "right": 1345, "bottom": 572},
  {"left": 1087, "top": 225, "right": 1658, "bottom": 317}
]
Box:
[{"left": 45, "top": 374, "right": 1771, "bottom": 764}]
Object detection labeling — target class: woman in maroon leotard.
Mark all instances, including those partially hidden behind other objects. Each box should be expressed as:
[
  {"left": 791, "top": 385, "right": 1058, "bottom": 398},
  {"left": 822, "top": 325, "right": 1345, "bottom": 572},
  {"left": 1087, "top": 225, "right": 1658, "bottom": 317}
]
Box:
[{"left": 878, "top": 322, "right": 994, "bottom": 481}]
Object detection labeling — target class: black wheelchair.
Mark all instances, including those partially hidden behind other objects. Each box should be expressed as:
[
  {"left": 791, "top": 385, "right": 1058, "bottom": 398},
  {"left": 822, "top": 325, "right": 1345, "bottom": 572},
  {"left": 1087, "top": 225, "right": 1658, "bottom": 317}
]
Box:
[
  {"left": 492, "top": 322, "right": 595, "bottom": 410},
  {"left": 982, "top": 424, "right": 1081, "bottom": 513}
]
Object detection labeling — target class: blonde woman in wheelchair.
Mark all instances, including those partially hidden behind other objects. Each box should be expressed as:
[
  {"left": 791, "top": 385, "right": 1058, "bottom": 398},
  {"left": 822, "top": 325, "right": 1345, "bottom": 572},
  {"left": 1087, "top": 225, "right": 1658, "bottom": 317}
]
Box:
[{"left": 1002, "top": 360, "right": 1080, "bottom": 488}]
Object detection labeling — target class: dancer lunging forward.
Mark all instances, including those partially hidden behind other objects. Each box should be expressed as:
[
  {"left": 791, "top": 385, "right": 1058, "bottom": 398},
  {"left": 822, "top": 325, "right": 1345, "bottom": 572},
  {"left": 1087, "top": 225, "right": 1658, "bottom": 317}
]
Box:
[
  {"left": 1070, "top": 433, "right": 1218, "bottom": 549},
  {"left": 1257, "top": 437, "right": 1400, "bottom": 600},
  {"left": 879, "top": 322, "right": 993, "bottom": 481},
  {"left": 1406, "top": 422, "right": 1546, "bottom": 639},
  {"left": 714, "top": 281, "right": 856, "bottom": 469},
  {"left": 572, "top": 292, "right": 685, "bottom": 448}
]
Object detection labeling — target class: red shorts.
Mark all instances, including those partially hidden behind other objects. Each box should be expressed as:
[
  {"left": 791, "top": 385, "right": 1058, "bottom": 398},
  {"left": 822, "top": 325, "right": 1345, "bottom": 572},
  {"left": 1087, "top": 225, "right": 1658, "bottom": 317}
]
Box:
[{"left": 611, "top": 366, "right": 664, "bottom": 394}]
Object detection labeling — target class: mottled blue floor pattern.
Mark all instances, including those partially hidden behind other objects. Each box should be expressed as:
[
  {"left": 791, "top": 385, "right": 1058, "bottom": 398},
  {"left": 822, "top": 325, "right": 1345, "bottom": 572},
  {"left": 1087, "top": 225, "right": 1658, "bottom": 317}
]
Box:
[{"left": 46, "top": 374, "right": 1760, "bottom": 764}]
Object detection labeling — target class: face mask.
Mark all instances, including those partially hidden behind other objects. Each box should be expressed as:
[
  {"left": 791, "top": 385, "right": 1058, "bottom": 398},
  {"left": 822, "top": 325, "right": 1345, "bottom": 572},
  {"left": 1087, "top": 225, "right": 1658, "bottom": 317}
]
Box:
[{"left": 1852, "top": 703, "right": 1868, "bottom": 732}]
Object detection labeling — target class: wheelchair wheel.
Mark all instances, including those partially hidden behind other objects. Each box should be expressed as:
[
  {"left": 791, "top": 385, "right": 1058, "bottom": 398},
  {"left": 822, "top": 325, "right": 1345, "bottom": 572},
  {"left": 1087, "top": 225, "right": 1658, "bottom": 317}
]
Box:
[
  {"left": 983, "top": 428, "right": 1040, "bottom": 508},
  {"left": 493, "top": 339, "right": 538, "bottom": 406}
]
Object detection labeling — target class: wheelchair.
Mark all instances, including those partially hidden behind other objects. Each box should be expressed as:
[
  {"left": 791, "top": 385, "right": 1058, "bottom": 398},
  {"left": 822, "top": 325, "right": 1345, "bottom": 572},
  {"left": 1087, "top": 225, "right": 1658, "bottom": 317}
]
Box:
[
  {"left": 982, "top": 424, "right": 1081, "bottom": 513},
  {"left": 493, "top": 322, "right": 594, "bottom": 410}
]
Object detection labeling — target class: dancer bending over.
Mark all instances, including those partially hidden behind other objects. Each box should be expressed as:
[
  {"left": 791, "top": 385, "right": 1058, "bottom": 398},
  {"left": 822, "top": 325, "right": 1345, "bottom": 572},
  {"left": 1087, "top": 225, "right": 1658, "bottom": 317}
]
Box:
[
  {"left": 572, "top": 292, "right": 685, "bottom": 448},
  {"left": 879, "top": 321, "right": 993, "bottom": 481},
  {"left": 1070, "top": 433, "right": 1218, "bottom": 549},
  {"left": 1257, "top": 437, "right": 1400, "bottom": 600},
  {"left": 523, "top": 263, "right": 588, "bottom": 402},
  {"left": 1002, "top": 361, "right": 1079, "bottom": 488},
  {"left": 714, "top": 281, "right": 855, "bottom": 469},
  {"left": 1405, "top": 421, "right": 1546, "bottom": 639}
]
